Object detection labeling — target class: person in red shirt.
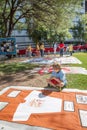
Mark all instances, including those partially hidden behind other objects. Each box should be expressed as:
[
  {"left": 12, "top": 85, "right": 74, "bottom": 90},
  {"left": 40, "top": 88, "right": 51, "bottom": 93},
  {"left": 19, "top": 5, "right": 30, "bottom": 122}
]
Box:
[{"left": 59, "top": 41, "right": 65, "bottom": 57}]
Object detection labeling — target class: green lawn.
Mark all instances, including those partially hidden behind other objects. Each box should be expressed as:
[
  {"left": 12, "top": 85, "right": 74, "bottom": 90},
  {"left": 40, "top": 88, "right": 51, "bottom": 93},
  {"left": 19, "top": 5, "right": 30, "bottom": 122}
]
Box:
[
  {"left": 0, "top": 52, "right": 87, "bottom": 90},
  {"left": 67, "top": 52, "right": 87, "bottom": 90},
  {"left": 0, "top": 62, "right": 38, "bottom": 74},
  {"left": 71, "top": 52, "right": 87, "bottom": 69}
]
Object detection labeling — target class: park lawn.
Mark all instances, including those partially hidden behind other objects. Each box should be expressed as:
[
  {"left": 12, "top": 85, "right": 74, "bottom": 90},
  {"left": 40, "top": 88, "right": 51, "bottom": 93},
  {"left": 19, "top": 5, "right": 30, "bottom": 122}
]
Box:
[
  {"left": 67, "top": 74, "right": 87, "bottom": 90},
  {"left": 0, "top": 62, "right": 39, "bottom": 75},
  {"left": 66, "top": 52, "right": 87, "bottom": 90},
  {"left": 0, "top": 52, "right": 87, "bottom": 90},
  {"left": 71, "top": 52, "right": 87, "bottom": 69}
]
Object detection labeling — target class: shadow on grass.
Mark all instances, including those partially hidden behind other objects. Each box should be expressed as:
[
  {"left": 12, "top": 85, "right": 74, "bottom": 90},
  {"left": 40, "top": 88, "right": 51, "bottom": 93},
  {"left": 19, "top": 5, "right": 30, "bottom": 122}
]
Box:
[{"left": 0, "top": 63, "right": 39, "bottom": 74}]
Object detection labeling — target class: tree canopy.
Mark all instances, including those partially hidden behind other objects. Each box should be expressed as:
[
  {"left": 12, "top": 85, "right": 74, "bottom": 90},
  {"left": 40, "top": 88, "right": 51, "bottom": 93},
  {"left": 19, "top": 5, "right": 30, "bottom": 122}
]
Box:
[
  {"left": 71, "top": 13, "right": 87, "bottom": 43},
  {"left": 0, "top": 0, "right": 83, "bottom": 38}
]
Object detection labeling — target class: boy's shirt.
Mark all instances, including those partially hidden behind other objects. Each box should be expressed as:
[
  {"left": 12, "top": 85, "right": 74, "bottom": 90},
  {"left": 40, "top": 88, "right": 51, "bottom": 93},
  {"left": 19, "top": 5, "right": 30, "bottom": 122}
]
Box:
[{"left": 51, "top": 70, "right": 67, "bottom": 86}]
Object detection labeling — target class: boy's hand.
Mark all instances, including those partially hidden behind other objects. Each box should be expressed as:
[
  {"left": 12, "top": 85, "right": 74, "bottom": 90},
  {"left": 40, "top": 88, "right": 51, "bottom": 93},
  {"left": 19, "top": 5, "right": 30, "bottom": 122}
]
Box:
[{"left": 58, "top": 82, "right": 64, "bottom": 87}]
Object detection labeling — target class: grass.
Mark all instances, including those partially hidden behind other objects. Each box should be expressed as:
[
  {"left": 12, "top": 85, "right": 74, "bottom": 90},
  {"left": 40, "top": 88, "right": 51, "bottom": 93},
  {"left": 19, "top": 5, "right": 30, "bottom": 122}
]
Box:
[
  {"left": 67, "top": 74, "right": 87, "bottom": 90},
  {"left": 0, "top": 52, "right": 87, "bottom": 90},
  {"left": 71, "top": 52, "right": 87, "bottom": 69},
  {"left": 0, "top": 62, "right": 39, "bottom": 74},
  {"left": 66, "top": 52, "right": 87, "bottom": 90}
]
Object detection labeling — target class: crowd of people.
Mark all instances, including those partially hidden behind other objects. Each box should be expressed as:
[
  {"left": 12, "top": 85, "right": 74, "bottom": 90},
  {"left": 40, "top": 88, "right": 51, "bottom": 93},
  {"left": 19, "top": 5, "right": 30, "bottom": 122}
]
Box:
[
  {"left": 53, "top": 41, "right": 73, "bottom": 57},
  {"left": 26, "top": 42, "right": 45, "bottom": 57},
  {"left": 26, "top": 41, "right": 74, "bottom": 58}
]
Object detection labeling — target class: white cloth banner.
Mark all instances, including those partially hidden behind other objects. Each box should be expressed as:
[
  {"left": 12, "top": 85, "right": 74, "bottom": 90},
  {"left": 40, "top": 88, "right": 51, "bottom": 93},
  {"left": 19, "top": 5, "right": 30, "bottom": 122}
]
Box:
[
  {"left": 38, "top": 66, "right": 87, "bottom": 75},
  {"left": 21, "top": 56, "right": 82, "bottom": 64},
  {"left": 13, "top": 90, "right": 62, "bottom": 121}
]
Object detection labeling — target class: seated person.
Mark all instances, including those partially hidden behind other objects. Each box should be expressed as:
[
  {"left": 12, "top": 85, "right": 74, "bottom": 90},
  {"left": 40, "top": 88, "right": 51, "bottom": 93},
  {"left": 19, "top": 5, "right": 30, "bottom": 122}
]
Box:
[{"left": 47, "top": 63, "right": 67, "bottom": 90}]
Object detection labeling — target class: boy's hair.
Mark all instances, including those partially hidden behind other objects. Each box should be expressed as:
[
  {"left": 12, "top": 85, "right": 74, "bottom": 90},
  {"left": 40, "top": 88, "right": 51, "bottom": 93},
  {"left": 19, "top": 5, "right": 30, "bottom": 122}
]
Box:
[{"left": 52, "top": 63, "right": 61, "bottom": 70}]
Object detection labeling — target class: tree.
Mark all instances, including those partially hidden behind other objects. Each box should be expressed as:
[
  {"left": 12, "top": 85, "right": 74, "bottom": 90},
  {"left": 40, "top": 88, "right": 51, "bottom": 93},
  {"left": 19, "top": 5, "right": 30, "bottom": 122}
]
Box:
[
  {"left": 29, "top": 27, "right": 47, "bottom": 43},
  {"left": 0, "top": 0, "right": 83, "bottom": 38},
  {"left": 71, "top": 20, "right": 85, "bottom": 42},
  {"left": 81, "top": 13, "right": 87, "bottom": 43},
  {"left": 71, "top": 13, "right": 87, "bottom": 43},
  {"left": 26, "top": 0, "right": 83, "bottom": 43}
]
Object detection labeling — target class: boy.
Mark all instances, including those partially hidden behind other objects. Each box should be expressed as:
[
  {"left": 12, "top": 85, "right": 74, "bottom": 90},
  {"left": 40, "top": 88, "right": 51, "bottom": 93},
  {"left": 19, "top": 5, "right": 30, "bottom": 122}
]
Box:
[{"left": 47, "top": 63, "right": 67, "bottom": 90}]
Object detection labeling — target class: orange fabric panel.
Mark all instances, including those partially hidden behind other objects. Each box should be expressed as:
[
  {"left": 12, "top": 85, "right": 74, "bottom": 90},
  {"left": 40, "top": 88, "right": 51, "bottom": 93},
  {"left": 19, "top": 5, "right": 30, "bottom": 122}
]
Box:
[{"left": 0, "top": 88, "right": 87, "bottom": 130}]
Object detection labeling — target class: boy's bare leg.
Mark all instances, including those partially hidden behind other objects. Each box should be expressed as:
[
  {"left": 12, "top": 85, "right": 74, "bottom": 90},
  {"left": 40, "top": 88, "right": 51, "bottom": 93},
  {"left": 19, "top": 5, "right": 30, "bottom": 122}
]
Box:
[
  {"left": 47, "top": 78, "right": 64, "bottom": 90},
  {"left": 48, "top": 81, "right": 56, "bottom": 88},
  {"left": 52, "top": 77, "right": 61, "bottom": 83},
  {"left": 47, "top": 79, "right": 56, "bottom": 88}
]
